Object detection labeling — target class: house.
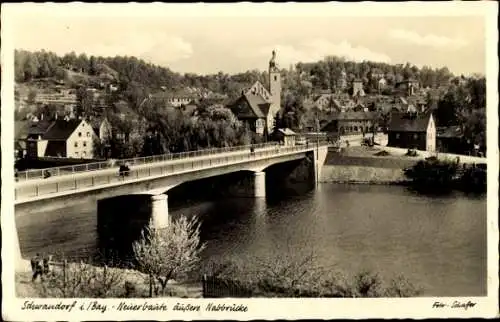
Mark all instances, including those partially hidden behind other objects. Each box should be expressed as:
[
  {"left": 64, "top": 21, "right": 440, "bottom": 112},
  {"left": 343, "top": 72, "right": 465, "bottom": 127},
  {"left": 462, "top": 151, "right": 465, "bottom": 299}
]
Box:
[
  {"left": 351, "top": 79, "right": 365, "bottom": 97},
  {"left": 89, "top": 116, "right": 112, "bottom": 142},
  {"left": 320, "top": 111, "right": 377, "bottom": 135},
  {"left": 395, "top": 79, "right": 420, "bottom": 96},
  {"left": 436, "top": 126, "right": 470, "bottom": 154},
  {"left": 27, "top": 119, "right": 99, "bottom": 159},
  {"left": 153, "top": 89, "right": 198, "bottom": 107},
  {"left": 387, "top": 111, "right": 436, "bottom": 152},
  {"left": 338, "top": 69, "right": 348, "bottom": 89},
  {"left": 227, "top": 92, "right": 269, "bottom": 135},
  {"left": 311, "top": 94, "right": 336, "bottom": 111},
  {"left": 229, "top": 50, "right": 282, "bottom": 136},
  {"left": 378, "top": 78, "right": 387, "bottom": 90},
  {"left": 273, "top": 128, "right": 297, "bottom": 146},
  {"left": 15, "top": 121, "right": 30, "bottom": 159},
  {"left": 369, "top": 68, "right": 385, "bottom": 80}
]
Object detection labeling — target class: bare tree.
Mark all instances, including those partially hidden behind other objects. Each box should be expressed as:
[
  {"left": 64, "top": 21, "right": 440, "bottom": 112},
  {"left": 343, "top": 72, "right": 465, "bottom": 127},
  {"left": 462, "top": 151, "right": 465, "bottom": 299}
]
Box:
[{"left": 133, "top": 216, "right": 205, "bottom": 297}]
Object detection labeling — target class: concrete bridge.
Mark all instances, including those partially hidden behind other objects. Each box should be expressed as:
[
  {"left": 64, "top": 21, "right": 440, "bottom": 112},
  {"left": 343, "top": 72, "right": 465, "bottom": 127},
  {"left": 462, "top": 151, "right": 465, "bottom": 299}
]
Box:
[{"left": 15, "top": 142, "right": 329, "bottom": 228}]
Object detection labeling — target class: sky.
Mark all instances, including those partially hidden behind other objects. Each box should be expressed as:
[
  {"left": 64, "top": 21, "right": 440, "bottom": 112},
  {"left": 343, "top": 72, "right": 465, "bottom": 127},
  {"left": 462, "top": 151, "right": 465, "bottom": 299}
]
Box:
[{"left": 4, "top": 3, "right": 488, "bottom": 77}]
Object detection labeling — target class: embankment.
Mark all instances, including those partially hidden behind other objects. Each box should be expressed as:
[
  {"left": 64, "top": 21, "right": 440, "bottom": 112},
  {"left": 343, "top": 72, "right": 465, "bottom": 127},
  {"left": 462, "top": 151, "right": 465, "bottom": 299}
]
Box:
[
  {"left": 320, "top": 165, "right": 408, "bottom": 184},
  {"left": 321, "top": 153, "right": 415, "bottom": 184}
]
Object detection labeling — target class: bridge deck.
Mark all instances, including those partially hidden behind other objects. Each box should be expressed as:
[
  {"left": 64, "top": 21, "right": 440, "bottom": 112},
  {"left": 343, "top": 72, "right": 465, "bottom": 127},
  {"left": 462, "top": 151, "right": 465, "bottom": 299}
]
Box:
[{"left": 15, "top": 142, "right": 329, "bottom": 204}]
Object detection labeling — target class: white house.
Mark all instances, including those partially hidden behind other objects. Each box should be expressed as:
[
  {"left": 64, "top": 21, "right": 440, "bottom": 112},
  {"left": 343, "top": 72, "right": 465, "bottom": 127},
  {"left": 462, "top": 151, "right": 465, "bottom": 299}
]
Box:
[{"left": 35, "top": 119, "right": 99, "bottom": 159}]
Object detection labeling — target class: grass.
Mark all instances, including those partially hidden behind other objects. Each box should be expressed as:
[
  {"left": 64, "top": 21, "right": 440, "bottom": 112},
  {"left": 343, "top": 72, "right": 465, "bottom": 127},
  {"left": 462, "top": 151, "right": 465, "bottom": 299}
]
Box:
[
  {"left": 326, "top": 146, "right": 418, "bottom": 169},
  {"left": 15, "top": 263, "right": 202, "bottom": 298}
]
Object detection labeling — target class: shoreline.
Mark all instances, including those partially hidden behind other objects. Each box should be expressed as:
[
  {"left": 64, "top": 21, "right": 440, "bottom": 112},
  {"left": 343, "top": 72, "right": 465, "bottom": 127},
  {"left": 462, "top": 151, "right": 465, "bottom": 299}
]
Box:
[{"left": 15, "top": 259, "right": 202, "bottom": 298}]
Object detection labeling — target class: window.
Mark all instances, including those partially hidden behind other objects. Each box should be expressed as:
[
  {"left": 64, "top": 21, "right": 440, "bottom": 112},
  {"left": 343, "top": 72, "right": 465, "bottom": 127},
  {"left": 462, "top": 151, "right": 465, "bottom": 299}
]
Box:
[
  {"left": 75, "top": 152, "right": 79, "bottom": 156},
  {"left": 87, "top": 132, "right": 90, "bottom": 137},
  {"left": 74, "top": 142, "right": 78, "bottom": 148},
  {"left": 83, "top": 151, "right": 87, "bottom": 157},
  {"left": 78, "top": 132, "right": 82, "bottom": 137},
  {"left": 274, "top": 76, "right": 277, "bottom": 81},
  {"left": 83, "top": 141, "right": 87, "bottom": 147}
]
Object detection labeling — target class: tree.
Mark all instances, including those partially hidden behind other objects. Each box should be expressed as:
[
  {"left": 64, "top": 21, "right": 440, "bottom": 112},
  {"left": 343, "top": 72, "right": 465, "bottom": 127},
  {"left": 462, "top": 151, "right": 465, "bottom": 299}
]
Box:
[
  {"left": 89, "top": 56, "right": 98, "bottom": 75},
  {"left": 75, "top": 87, "right": 95, "bottom": 118},
  {"left": 27, "top": 89, "right": 37, "bottom": 105},
  {"left": 133, "top": 216, "right": 205, "bottom": 297}
]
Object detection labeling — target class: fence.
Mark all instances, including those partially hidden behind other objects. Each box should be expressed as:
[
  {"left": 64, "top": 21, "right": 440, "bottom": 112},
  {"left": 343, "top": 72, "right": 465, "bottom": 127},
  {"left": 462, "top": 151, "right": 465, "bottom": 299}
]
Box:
[
  {"left": 16, "top": 142, "right": 280, "bottom": 182},
  {"left": 15, "top": 141, "right": 330, "bottom": 201},
  {"left": 381, "top": 146, "right": 487, "bottom": 164},
  {"left": 202, "top": 275, "right": 253, "bottom": 298}
]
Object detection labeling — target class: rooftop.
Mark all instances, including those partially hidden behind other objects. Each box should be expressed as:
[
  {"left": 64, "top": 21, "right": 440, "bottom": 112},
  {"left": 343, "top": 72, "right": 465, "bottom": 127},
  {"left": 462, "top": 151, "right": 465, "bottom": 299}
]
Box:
[
  {"left": 388, "top": 112, "right": 432, "bottom": 132},
  {"left": 43, "top": 119, "right": 83, "bottom": 140}
]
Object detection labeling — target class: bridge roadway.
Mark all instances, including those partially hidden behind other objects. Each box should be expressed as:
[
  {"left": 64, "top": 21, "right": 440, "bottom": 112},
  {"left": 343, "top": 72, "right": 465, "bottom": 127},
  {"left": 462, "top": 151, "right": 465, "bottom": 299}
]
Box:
[{"left": 15, "top": 142, "right": 330, "bottom": 206}]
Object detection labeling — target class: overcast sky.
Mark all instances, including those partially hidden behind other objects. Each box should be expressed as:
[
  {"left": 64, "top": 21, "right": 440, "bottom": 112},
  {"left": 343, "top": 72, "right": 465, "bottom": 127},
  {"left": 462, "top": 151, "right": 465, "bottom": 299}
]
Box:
[{"left": 5, "top": 3, "right": 488, "bottom": 76}]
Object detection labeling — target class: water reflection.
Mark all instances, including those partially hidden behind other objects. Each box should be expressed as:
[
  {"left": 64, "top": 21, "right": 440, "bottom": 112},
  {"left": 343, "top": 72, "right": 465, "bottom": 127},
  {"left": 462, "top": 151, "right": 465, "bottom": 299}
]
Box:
[{"left": 16, "top": 184, "right": 486, "bottom": 296}]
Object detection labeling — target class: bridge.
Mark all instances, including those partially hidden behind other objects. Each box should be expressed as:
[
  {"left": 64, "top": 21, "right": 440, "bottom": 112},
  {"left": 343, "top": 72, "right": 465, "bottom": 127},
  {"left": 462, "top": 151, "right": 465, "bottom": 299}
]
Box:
[{"left": 15, "top": 141, "right": 329, "bottom": 228}]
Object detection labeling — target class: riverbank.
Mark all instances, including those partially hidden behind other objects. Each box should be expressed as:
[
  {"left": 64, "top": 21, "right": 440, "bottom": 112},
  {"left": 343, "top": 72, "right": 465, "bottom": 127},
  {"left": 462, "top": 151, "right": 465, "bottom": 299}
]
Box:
[
  {"left": 322, "top": 146, "right": 415, "bottom": 184},
  {"left": 15, "top": 259, "right": 202, "bottom": 298}
]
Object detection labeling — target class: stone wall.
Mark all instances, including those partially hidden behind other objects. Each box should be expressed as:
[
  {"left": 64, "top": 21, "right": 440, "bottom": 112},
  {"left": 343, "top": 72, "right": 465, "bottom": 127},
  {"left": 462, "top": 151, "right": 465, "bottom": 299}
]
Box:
[{"left": 320, "top": 165, "right": 408, "bottom": 184}]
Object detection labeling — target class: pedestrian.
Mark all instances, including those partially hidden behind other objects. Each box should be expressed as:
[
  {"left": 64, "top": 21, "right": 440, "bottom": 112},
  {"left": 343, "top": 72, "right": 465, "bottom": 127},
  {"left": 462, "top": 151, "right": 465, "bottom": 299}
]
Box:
[
  {"left": 42, "top": 255, "right": 52, "bottom": 275},
  {"left": 44, "top": 170, "right": 51, "bottom": 179},
  {"left": 31, "top": 253, "right": 43, "bottom": 282}
]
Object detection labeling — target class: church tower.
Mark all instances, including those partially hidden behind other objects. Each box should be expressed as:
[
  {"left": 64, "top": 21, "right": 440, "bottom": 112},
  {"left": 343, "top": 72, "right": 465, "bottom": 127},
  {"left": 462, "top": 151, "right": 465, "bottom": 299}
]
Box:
[{"left": 268, "top": 50, "right": 281, "bottom": 116}]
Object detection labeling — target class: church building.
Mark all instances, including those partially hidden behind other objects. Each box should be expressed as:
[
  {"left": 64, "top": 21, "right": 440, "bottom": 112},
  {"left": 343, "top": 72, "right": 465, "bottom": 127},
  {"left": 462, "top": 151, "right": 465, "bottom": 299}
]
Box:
[{"left": 228, "top": 50, "right": 282, "bottom": 136}]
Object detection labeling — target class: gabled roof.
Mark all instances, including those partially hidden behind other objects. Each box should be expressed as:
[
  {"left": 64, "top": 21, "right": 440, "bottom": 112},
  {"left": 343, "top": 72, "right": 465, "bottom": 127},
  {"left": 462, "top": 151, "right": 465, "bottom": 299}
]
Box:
[
  {"left": 26, "top": 121, "right": 54, "bottom": 136},
  {"left": 43, "top": 119, "right": 83, "bottom": 140},
  {"left": 388, "top": 112, "right": 432, "bottom": 132},
  {"left": 229, "top": 92, "right": 271, "bottom": 119},
  {"left": 328, "top": 111, "right": 376, "bottom": 121},
  {"left": 88, "top": 117, "right": 109, "bottom": 134}
]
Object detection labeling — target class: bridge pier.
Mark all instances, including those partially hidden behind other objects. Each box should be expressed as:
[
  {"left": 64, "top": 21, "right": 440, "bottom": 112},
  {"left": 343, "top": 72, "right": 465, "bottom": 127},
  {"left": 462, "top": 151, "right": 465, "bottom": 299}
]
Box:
[
  {"left": 253, "top": 171, "right": 266, "bottom": 198},
  {"left": 313, "top": 146, "right": 329, "bottom": 185},
  {"left": 151, "top": 194, "right": 169, "bottom": 228}
]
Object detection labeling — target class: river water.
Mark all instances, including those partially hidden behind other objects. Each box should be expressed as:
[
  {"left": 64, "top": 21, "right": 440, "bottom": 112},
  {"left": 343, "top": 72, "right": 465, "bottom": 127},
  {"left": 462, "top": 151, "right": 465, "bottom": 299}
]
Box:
[{"left": 16, "top": 183, "right": 487, "bottom": 297}]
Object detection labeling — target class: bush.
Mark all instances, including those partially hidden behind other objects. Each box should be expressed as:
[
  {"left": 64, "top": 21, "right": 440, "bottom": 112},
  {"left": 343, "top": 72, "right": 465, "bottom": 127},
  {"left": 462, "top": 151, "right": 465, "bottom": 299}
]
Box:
[
  {"left": 204, "top": 253, "right": 422, "bottom": 298},
  {"left": 34, "top": 260, "right": 126, "bottom": 298},
  {"left": 404, "top": 158, "right": 458, "bottom": 191}
]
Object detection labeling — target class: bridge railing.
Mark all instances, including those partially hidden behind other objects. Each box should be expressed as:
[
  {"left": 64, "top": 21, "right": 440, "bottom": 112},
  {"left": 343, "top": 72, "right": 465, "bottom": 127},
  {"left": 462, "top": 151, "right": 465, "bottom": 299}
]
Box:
[
  {"left": 14, "top": 141, "right": 330, "bottom": 202},
  {"left": 16, "top": 142, "right": 280, "bottom": 182}
]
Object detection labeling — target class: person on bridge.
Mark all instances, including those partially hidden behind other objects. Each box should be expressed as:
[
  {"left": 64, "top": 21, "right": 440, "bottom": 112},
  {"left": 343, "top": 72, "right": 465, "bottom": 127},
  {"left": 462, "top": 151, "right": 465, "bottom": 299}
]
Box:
[
  {"left": 44, "top": 170, "right": 52, "bottom": 179},
  {"left": 119, "top": 163, "right": 131, "bottom": 177}
]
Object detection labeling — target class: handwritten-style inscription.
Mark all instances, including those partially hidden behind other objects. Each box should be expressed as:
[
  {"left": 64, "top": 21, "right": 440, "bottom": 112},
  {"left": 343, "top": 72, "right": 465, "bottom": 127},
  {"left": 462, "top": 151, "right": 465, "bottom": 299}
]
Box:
[
  {"left": 20, "top": 300, "right": 248, "bottom": 314},
  {"left": 432, "top": 301, "right": 477, "bottom": 310},
  {"left": 21, "top": 300, "right": 77, "bottom": 312}
]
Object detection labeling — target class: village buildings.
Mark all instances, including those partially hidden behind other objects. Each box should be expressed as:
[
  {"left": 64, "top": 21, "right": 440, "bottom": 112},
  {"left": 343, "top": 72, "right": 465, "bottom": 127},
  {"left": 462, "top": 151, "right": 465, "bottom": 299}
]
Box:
[
  {"left": 387, "top": 111, "right": 436, "bottom": 152},
  {"left": 320, "top": 111, "right": 377, "bottom": 135}
]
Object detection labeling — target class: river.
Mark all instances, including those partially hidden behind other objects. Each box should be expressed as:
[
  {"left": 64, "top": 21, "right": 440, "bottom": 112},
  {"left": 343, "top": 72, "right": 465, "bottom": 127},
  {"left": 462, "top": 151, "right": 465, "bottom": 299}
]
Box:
[{"left": 16, "top": 183, "right": 487, "bottom": 297}]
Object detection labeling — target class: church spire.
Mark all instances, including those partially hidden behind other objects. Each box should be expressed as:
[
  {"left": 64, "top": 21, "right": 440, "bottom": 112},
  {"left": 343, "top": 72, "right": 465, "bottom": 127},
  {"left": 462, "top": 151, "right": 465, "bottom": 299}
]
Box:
[{"left": 269, "top": 50, "right": 278, "bottom": 71}]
